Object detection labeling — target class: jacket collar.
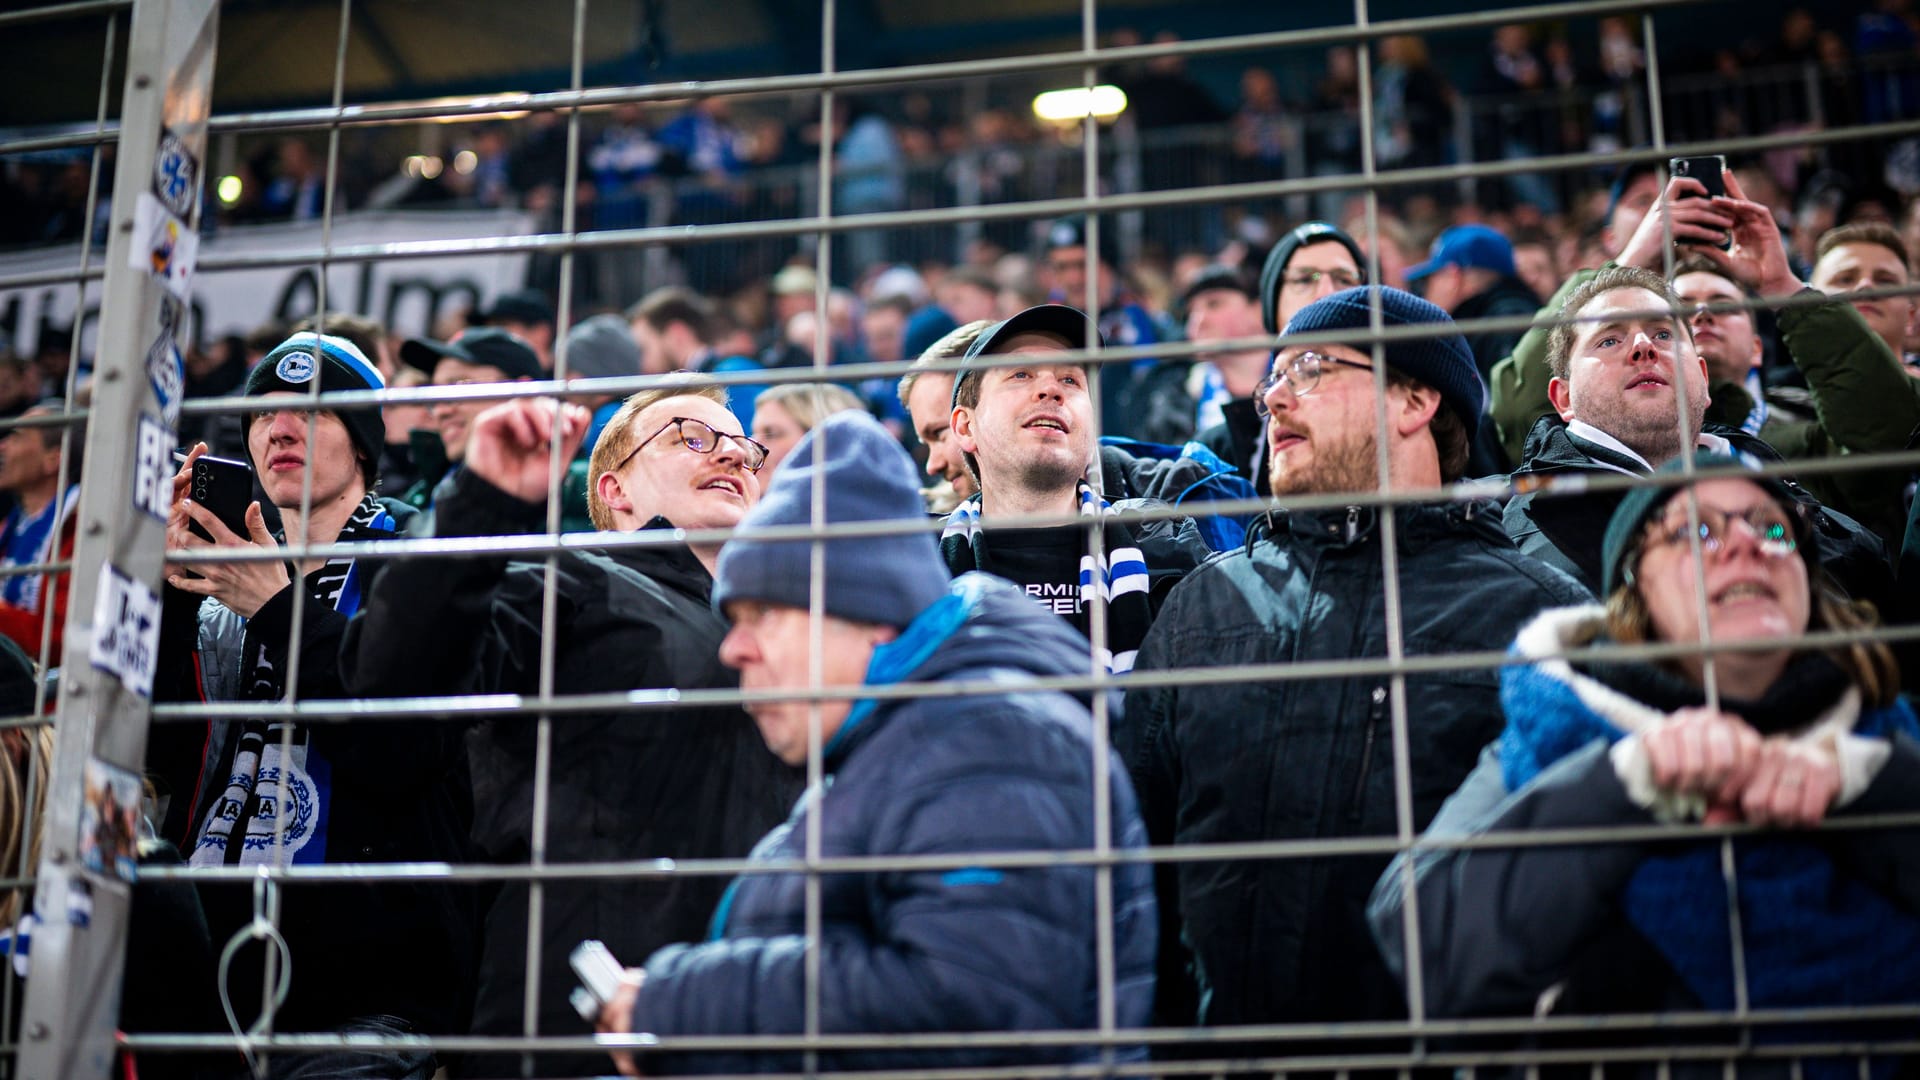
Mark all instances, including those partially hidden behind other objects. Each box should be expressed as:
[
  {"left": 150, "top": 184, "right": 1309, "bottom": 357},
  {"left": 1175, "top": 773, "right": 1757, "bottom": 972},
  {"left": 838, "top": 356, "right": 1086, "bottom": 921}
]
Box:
[
  {"left": 602, "top": 515, "right": 716, "bottom": 600},
  {"left": 1257, "top": 497, "right": 1497, "bottom": 553}
]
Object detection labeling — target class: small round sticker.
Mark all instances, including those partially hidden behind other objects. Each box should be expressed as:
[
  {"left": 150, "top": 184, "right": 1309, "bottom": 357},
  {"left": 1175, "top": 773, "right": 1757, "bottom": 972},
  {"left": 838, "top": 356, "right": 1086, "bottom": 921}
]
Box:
[{"left": 275, "top": 350, "right": 317, "bottom": 384}]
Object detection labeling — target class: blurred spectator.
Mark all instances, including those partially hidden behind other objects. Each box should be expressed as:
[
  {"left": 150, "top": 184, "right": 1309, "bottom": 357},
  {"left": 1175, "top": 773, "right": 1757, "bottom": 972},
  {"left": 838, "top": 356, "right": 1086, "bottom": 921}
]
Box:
[
  {"left": 260, "top": 138, "right": 330, "bottom": 221},
  {"left": 0, "top": 354, "right": 42, "bottom": 421},
  {"left": 935, "top": 267, "right": 1000, "bottom": 325},
  {"left": 0, "top": 402, "right": 79, "bottom": 663},
  {"left": 630, "top": 286, "right": 766, "bottom": 430},
  {"left": 660, "top": 97, "right": 749, "bottom": 292},
  {"left": 1307, "top": 47, "right": 1366, "bottom": 222},
  {"left": 898, "top": 318, "right": 991, "bottom": 510},
  {"left": 1172, "top": 265, "right": 1266, "bottom": 442},
  {"left": 749, "top": 382, "right": 865, "bottom": 474},
  {"left": 1592, "top": 16, "right": 1647, "bottom": 154},
  {"left": 1479, "top": 24, "right": 1560, "bottom": 213},
  {"left": 478, "top": 288, "right": 558, "bottom": 372},
  {"left": 1044, "top": 215, "right": 1160, "bottom": 437},
  {"left": 1373, "top": 35, "right": 1455, "bottom": 208},
  {"left": 396, "top": 327, "right": 542, "bottom": 509},
  {"left": 834, "top": 99, "right": 907, "bottom": 281},
  {"left": 1406, "top": 224, "right": 1541, "bottom": 386},
  {"left": 1511, "top": 226, "right": 1562, "bottom": 305}
]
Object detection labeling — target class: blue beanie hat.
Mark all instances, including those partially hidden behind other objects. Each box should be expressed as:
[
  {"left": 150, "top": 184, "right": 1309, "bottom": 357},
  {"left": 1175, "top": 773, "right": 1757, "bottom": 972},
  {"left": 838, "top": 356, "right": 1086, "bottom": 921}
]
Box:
[
  {"left": 1281, "top": 285, "right": 1485, "bottom": 429},
  {"left": 713, "top": 410, "right": 950, "bottom": 628},
  {"left": 902, "top": 305, "right": 961, "bottom": 361}
]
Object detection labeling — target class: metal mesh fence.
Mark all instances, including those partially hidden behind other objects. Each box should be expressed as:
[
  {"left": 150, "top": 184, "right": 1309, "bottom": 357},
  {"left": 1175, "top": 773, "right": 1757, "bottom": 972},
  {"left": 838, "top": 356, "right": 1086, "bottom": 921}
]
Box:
[{"left": 1, "top": 0, "right": 1919, "bottom": 1077}]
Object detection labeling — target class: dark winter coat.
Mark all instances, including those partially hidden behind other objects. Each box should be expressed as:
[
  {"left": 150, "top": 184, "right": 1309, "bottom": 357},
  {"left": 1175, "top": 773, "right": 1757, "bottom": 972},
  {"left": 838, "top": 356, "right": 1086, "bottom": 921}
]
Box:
[
  {"left": 631, "top": 575, "right": 1157, "bottom": 1074},
  {"left": 1503, "top": 415, "right": 1896, "bottom": 615},
  {"left": 341, "top": 468, "right": 800, "bottom": 1077},
  {"left": 1118, "top": 500, "right": 1589, "bottom": 1039}
]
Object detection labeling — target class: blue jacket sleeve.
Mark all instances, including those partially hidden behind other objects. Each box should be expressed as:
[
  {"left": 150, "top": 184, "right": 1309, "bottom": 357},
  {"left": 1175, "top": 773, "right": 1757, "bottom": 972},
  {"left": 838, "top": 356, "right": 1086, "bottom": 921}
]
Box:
[{"left": 631, "top": 747, "right": 1112, "bottom": 1073}]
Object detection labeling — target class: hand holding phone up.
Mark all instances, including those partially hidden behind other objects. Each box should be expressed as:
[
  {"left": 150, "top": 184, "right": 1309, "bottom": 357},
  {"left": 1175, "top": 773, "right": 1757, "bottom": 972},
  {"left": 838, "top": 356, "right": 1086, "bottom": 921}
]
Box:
[{"left": 165, "top": 443, "right": 291, "bottom": 619}]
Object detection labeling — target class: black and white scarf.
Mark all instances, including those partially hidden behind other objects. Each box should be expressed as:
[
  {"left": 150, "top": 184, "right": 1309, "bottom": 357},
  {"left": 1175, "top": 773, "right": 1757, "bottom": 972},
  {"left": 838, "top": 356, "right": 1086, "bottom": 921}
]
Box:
[
  {"left": 939, "top": 482, "right": 1151, "bottom": 673},
  {"left": 192, "top": 493, "right": 397, "bottom": 867}
]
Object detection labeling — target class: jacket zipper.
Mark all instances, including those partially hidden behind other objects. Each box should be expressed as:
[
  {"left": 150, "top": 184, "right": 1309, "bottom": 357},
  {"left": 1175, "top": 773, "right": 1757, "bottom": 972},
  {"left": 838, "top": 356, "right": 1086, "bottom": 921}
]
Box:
[{"left": 1348, "top": 685, "right": 1388, "bottom": 821}]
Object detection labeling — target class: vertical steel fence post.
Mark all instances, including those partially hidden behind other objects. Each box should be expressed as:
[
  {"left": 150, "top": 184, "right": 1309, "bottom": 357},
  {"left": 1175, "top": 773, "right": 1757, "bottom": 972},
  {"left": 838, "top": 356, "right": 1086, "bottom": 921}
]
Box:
[{"left": 17, "top": 0, "right": 217, "bottom": 1076}]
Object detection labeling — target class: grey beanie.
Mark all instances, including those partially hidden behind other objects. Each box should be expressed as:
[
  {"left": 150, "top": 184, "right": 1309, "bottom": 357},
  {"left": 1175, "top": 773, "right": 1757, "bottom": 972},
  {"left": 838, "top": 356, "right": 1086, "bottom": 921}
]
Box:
[
  {"left": 562, "top": 314, "right": 641, "bottom": 379},
  {"left": 712, "top": 410, "right": 950, "bottom": 628}
]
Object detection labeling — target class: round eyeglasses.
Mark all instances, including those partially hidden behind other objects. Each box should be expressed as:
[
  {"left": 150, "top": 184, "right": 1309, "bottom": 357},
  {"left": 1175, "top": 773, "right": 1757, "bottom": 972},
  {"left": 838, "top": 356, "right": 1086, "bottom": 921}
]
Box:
[
  {"left": 1254, "top": 351, "right": 1376, "bottom": 419},
  {"left": 1644, "top": 504, "right": 1801, "bottom": 562},
  {"left": 616, "top": 416, "right": 770, "bottom": 474}
]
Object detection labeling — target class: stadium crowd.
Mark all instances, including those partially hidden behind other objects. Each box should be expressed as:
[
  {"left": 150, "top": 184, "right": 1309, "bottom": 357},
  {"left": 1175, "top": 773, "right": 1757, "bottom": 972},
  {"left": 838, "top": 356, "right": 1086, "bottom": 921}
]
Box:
[{"left": 1, "top": 5, "right": 1920, "bottom": 1080}]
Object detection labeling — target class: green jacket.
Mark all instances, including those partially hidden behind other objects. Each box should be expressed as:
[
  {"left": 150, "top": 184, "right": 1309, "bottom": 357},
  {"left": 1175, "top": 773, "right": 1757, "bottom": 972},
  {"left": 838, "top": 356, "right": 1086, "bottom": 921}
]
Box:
[{"left": 1488, "top": 271, "right": 1920, "bottom": 551}]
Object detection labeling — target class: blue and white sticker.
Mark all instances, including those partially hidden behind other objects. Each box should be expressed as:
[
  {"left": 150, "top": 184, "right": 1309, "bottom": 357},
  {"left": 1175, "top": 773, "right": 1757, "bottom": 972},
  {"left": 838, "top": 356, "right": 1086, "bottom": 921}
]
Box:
[
  {"left": 145, "top": 304, "right": 185, "bottom": 428},
  {"left": 275, "top": 349, "right": 317, "bottom": 385},
  {"left": 152, "top": 130, "right": 198, "bottom": 220},
  {"left": 129, "top": 192, "right": 197, "bottom": 302},
  {"left": 88, "top": 564, "right": 159, "bottom": 699},
  {"left": 132, "top": 415, "right": 172, "bottom": 524}
]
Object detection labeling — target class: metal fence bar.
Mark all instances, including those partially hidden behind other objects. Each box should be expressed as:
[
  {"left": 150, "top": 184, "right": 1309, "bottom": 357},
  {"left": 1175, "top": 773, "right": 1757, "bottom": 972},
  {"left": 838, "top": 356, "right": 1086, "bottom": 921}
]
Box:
[{"left": 15, "top": 1, "right": 216, "bottom": 1077}]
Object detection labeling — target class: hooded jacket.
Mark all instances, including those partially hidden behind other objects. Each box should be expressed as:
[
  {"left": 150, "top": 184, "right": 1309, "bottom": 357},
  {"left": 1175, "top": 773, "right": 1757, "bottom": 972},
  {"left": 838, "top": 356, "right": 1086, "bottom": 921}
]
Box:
[
  {"left": 1503, "top": 414, "right": 1895, "bottom": 616},
  {"left": 1119, "top": 500, "right": 1590, "bottom": 1037},
  {"left": 341, "top": 468, "right": 800, "bottom": 1077},
  {"left": 630, "top": 574, "right": 1157, "bottom": 1075},
  {"left": 1368, "top": 605, "right": 1920, "bottom": 1078}
]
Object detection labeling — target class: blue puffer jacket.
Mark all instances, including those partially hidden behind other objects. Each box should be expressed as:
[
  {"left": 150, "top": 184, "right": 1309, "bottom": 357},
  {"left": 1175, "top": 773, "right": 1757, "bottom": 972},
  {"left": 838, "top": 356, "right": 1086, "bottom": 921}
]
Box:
[{"left": 632, "top": 574, "right": 1158, "bottom": 1073}]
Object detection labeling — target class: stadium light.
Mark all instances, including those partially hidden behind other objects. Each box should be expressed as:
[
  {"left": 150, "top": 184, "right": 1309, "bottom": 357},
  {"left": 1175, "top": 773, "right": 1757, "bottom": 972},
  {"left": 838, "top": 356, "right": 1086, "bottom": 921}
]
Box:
[
  {"left": 215, "top": 174, "right": 242, "bottom": 205},
  {"left": 1031, "top": 85, "right": 1127, "bottom": 123}
]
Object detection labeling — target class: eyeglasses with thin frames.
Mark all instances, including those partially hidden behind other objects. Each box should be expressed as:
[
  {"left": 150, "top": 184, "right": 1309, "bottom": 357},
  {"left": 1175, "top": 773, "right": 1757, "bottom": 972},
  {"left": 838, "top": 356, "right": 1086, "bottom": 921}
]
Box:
[
  {"left": 1643, "top": 504, "right": 1801, "bottom": 562},
  {"left": 614, "top": 416, "right": 770, "bottom": 474},
  {"left": 1283, "top": 268, "right": 1363, "bottom": 291},
  {"left": 1255, "top": 351, "right": 1376, "bottom": 419}
]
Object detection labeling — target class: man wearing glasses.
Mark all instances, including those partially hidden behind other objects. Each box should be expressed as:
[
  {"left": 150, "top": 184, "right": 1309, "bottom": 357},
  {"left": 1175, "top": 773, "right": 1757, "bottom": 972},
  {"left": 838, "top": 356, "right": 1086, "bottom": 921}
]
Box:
[
  {"left": 1199, "top": 220, "right": 1366, "bottom": 493},
  {"left": 344, "top": 376, "right": 801, "bottom": 1076},
  {"left": 1117, "top": 286, "right": 1590, "bottom": 1047}
]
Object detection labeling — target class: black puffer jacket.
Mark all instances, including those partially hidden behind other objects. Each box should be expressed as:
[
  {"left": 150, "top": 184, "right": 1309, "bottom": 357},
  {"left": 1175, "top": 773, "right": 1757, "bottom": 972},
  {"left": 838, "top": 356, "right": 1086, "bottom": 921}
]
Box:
[
  {"left": 1503, "top": 414, "right": 1896, "bottom": 615},
  {"left": 1118, "top": 500, "right": 1590, "bottom": 1039},
  {"left": 342, "top": 469, "right": 801, "bottom": 1078}
]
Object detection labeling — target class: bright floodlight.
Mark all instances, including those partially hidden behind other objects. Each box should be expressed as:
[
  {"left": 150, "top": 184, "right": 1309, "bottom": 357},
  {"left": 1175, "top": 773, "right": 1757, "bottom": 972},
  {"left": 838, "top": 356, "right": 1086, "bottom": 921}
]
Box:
[
  {"left": 1032, "top": 85, "right": 1128, "bottom": 122},
  {"left": 215, "top": 174, "right": 243, "bottom": 205}
]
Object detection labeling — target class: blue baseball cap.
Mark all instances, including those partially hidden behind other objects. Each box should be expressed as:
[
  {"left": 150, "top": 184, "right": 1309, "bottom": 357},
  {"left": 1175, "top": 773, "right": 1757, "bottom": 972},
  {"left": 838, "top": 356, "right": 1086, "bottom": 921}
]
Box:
[{"left": 1405, "top": 224, "right": 1516, "bottom": 282}]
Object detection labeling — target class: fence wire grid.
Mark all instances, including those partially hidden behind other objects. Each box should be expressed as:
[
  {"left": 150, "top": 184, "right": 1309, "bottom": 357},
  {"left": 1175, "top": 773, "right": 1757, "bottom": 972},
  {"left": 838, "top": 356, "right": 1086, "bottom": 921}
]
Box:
[{"left": 0, "top": 0, "right": 1918, "bottom": 1078}]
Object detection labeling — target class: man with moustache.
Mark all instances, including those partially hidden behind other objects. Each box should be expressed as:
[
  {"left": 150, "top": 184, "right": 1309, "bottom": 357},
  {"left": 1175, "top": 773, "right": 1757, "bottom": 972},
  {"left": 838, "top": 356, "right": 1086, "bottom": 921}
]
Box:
[
  {"left": 1118, "top": 287, "right": 1589, "bottom": 1042},
  {"left": 343, "top": 377, "right": 800, "bottom": 1076}
]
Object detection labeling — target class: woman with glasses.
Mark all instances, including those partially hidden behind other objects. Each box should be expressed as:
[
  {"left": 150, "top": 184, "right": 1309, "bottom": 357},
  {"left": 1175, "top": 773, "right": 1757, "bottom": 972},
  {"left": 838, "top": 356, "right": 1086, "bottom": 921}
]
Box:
[
  {"left": 749, "top": 382, "right": 865, "bottom": 475},
  {"left": 1369, "top": 453, "right": 1920, "bottom": 1075}
]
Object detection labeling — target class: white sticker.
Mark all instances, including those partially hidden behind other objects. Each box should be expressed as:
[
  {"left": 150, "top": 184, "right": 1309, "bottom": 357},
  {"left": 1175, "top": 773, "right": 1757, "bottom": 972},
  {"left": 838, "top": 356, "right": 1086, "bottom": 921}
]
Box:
[
  {"left": 88, "top": 565, "right": 159, "bottom": 699},
  {"left": 132, "top": 415, "right": 172, "bottom": 523},
  {"left": 152, "top": 130, "right": 199, "bottom": 220},
  {"left": 274, "top": 349, "right": 316, "bottom": 384},
  {"left": 128, "top": 192, "right": 197, "bottom": 301}
]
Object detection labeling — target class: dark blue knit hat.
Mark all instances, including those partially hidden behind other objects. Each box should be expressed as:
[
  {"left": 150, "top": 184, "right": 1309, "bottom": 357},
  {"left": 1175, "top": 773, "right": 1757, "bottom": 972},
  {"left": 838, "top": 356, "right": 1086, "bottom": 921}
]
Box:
[
  {"left": 1280, "top": 286, "right": 1485, "bottom": 429},
  {"left": 246, "top": 331, "right": 388, "bottom": 480},
  {"left": 713, "top": 410, "right": 950, "bottom": 628}
]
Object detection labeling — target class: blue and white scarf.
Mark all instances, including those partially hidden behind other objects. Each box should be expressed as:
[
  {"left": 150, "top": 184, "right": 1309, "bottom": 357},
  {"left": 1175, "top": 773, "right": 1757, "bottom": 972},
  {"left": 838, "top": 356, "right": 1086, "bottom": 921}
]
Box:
[
  {"left": 939, "top": 482, "right": 1149, "bottom": 673},
  {"left": 191, "top": 493, "right": 398, "bottom": 868}
]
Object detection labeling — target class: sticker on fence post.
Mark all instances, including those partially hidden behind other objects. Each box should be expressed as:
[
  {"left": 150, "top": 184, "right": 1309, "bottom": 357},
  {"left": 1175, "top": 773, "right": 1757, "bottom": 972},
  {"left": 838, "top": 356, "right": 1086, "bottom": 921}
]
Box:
[
  {"left": 87, "top": 565, "right": 159, "bottom": 699},
  {"left": 129, "top": 192, "right": 198, "bottom": 301},
  {"left": 152, "top": 130, "right": 199, "bottom": 221},
  {"left": 78, "top": 758, "right": 141, "bottom": 884},
  {"left": 145, "top": 299, "right": 185, "bottom": 428},
  {"left": 132, "top": 415, "right": 172, "bottom": 523}
]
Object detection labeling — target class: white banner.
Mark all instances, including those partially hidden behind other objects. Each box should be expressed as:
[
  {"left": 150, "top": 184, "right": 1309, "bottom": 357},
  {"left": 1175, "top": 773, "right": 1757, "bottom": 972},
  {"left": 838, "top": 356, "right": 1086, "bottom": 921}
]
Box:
[{"left": 0, "top": 208, "right": 538, "bottom": 358}]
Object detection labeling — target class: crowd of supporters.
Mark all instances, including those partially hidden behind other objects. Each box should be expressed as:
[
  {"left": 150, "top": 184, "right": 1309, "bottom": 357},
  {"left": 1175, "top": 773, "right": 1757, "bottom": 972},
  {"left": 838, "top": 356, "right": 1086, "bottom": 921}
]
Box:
[{"left": 1, "top": 5, "right": 1919, "bottom": 1080}]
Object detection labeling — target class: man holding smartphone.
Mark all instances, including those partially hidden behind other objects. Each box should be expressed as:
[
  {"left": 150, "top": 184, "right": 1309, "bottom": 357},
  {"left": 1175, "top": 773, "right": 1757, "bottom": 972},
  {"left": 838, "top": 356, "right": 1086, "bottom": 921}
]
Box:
[{"left": 148, "top": 330, "right": 473, "bottom": 1077}]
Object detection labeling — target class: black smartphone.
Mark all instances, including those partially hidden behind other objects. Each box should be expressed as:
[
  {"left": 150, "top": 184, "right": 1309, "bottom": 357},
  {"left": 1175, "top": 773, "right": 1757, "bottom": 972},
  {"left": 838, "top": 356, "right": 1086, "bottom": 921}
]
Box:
[
  {"left": 1670, "top": 154, "right": 1728, "bottom": 199},
  {"left": 187, "top": 454, "right": 254, "bottom": 543}
]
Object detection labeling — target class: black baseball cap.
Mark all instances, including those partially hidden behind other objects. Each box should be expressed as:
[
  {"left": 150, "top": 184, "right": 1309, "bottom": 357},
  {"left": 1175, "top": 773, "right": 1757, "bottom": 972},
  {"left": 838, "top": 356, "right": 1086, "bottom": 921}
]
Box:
[
  {"left": 400, "top": 326, "right": 543, "bottom": 380},
  {"left": 950, "top": 304, "right": 1099, "bottom": 409},
  {"left": 480, "top": 288, "right": 556, "bottom": 327},
  {"left": 1177, "top": 265, "right": 1257, "bottom": 321}
]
